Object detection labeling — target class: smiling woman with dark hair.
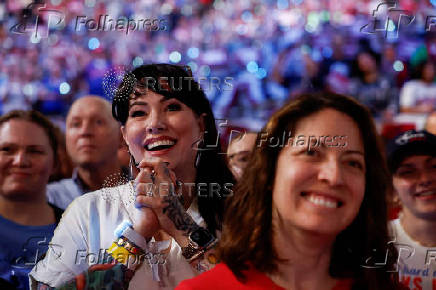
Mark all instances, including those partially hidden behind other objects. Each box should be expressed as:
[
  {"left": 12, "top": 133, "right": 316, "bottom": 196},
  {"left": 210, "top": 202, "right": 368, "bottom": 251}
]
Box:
[
  {"left": 178, "top": 92, "right": 406, "bottom": 290},
  {"left": 30, "top": 64, "right": 234, "bottom": 289}
]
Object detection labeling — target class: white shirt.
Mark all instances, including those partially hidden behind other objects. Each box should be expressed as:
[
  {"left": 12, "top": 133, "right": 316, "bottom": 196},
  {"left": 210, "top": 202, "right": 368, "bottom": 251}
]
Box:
[
  {"left": 30, "top": 182, "right": 205, "bottom": 289},
  {"left": 400, "top": 80, "right": 436, "bottom": 109},
  {"left": 390, "top": 219, "right": 436, "bottom": 290}
]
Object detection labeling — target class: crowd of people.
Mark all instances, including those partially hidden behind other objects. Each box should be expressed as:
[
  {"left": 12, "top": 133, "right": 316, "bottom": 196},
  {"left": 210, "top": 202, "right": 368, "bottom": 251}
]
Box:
[
  {"left": 1, "top": 0, "right": 436, "bottom": 127},
  {"left": 0, "top": 63, "right": 434, "bottom": 290}
]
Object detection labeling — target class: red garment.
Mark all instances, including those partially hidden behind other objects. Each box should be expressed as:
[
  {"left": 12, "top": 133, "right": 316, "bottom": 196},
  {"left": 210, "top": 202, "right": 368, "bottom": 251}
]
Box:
[{"left": 176, "top": 263, "right": 353, "bottom": 290}]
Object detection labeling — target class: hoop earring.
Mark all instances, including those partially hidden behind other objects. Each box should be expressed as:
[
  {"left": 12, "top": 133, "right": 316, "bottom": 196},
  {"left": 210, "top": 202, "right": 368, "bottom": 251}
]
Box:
[{"left": 195, "top": 138, "right": 204, "bottom": 169}]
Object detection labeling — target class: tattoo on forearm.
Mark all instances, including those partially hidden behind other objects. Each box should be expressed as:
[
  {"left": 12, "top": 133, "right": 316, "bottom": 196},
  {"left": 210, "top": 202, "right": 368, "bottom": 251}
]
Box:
[{"left": 162, "top": 196, "right": 199, "bottom": 234}]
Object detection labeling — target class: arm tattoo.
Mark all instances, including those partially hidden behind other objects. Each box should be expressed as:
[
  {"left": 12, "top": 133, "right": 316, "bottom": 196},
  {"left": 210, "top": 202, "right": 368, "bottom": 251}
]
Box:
[{"left": 162, "top": 196, "right": 199, "bottom": 234}]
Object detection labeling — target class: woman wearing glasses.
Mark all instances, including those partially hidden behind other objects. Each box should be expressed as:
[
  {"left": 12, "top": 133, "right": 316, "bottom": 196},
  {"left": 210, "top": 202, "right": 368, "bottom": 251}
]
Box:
[{"left": 30, "top": 64, "right": 234, "bottom": 289}]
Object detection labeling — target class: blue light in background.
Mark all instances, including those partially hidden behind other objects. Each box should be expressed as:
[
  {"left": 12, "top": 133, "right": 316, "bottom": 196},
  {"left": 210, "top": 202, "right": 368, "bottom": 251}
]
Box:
[
  {"left": 169, "top": 51, "right": 182, "bottom": 63},
  {"left": 199, "top": 65, "right": 211, "bottom": 76},
  {"left": 59, "top": 82, "right": 71, "bottom": 94},
  {"left": 277, "top": 0, "right": 289, "bottom": 10},
  {"left": 133, "top": 56, "right": 143, "bottom": 67},
  {"left": 187, "top": 47, "right": 199, "bottom": 59},
  {"left": 322, "top": 46, "right": 333, "bottom": 58},
  {"left": 393, "top": 60, "right": 404, "bottom": 72},
  {"left": 247, "top": 61, "right": 259, "bottom": 73},
  {"left": 88, "top": 38, "right": 100, "bottom": 50},
  {"left": 187, "top": 61, "right": 198, "bottom": 72},
  {"left": 241, "top": 11, "right": 253, "bottom": 22},
  {"left": 256, "top": 68, "right": 267, "bottom": 79}
]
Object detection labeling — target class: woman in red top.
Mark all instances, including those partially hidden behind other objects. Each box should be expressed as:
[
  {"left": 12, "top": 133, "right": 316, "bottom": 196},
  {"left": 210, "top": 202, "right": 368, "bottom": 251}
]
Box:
[{"left": 178, "top": 93, "right": 405, "bottom": 290}]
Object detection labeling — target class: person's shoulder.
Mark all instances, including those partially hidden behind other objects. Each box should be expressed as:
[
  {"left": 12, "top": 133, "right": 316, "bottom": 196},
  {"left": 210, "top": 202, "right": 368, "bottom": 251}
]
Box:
[
  {"left": 176, "top": 264, "right": 237, "bottom": 290},
  {"left": 47, "top": 177, "right": 76, "bottom": 189},
  {"left": 72, "top": 182, "right": 132, "bottom": 208},
  {"left": 388, "top": 218, "right": 400, "bottom": 238},
  {"left": 177, "top": 263, "right": 284, "bottom": 290},
  {"left": 46, "top": 177, "right": 80, "bottom": 200}
]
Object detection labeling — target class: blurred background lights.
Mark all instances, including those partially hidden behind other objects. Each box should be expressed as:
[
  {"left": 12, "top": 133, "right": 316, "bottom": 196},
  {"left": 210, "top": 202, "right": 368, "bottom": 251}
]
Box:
[
  {"left": 293, "top": 0, "right": 304, "bottom": 5},
  {"left": 169, "top": 51, "right": 182, "bottom": 63},
  {"left": 85, "top": 0, "right": 95, "bottom": 7},
  {"left": 213, "top": 0, "right": 225, "bottom": 10},
  {"left": 187, "top": 47, "right": 199, "bottom": 59},
  {"left": 246, "top": 61, "right": 259, "bottom": 73},
  {"left": 322, "top": 46, "right": 333, "bottom": 58},
  {"left": 321, "top": 10, "right": 330, "bottom": 22},
  {"left": 59, "top": 82, "right": 71, "bottom": 94},
  {"left": 256, "top": 68, "right": 267, "bottom": 79},
  {"left": 305, "top": 24, "right": 315, "bottom": 33},
  {"left": 181, "top": 5, "right": 193, "bottom": 16},
  {"left": 236, "top": 24, "right": 248, "bottom": 35},
  {"left": 301, "top": 45, "right": 311, "bottom": 55},
  {"left": 187, "top": 61, "right": 198, "bottom": 72},
  {"left": 277, "top": 0, "right": 289, "bottom": 10},
  {"left": 199, "top": 65, "right": 211, "bottom": 77},
  {"left": 393, "top": 60, "right": 404, "bottom": 72},
  {"left": 23, "top": 84, "right": 35, "bottom": 96},
  {"left": 88, "top": 37, "right": 100, "bottom": 50},
  {"left": 132, "top": 56, "right": 143, "bottom": 67},
  {"left": 241, "top": 11, "right": 253, "bottom": 22},
  {"left": 160, "top": 3, "right": 173, "bottom": 15},
  {"left": 48, "top": 34, "right": 59, "bottom": 46}
]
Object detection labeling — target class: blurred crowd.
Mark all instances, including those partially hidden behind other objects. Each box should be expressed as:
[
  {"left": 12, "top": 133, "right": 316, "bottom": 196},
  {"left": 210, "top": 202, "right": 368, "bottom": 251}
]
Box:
[{"left": 1, "top": 0, "right": 436, "bottom": 130}]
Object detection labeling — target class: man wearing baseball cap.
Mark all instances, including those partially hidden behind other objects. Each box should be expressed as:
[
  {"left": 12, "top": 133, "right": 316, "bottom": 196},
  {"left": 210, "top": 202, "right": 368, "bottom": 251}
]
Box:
[{"left": 387, "top": 130, "right": 436, "bottom": 290}]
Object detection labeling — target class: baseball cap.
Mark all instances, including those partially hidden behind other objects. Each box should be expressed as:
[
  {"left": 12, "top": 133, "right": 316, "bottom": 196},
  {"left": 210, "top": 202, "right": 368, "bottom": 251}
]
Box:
[{"left": 387, "top": 130, "right": 436, "bottom": 173}]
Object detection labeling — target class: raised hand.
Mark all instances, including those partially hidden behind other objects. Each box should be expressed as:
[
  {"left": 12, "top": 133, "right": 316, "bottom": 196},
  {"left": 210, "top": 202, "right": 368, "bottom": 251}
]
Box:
[{"left": 134, "top": 161, "right": 200, "bottom": 244}]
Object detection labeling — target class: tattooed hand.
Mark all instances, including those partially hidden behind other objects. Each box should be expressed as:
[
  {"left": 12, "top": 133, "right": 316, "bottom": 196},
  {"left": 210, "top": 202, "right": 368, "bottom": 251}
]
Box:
[{"left": 135, "top": 161, "right": 200, "bottom": 241}]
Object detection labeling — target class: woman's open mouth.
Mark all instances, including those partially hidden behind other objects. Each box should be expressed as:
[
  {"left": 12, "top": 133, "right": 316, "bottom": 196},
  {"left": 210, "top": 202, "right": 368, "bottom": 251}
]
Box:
[
  {"left": 414, "top": 190, "right": 436, "bottom": 200},
  {"left": 145, "top": 139, "right": 176, "bottom": 151},
  {"left": 301, "top": 191, "right": 344, "bottom": 209},
  {"left": 144, "top": 137, "right": 177, "bottom": 153}
]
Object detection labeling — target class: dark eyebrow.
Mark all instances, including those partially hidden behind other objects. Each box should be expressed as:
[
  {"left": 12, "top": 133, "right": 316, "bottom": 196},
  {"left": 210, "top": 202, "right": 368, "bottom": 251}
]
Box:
[
  {"left": 0, "top": 142, "right": 46, "bottom": 148},
  {"left": 130, "top": 97, "right": 175, "bottom": 107},
  {"left": 397, "top": 163, "right": 415, "bottom": 169},
  {"left": 343, "top": 150, "right": 364, "bottom": 156},
  {"left": 130, "top": 101, "right": 148, "bottom": 107}
]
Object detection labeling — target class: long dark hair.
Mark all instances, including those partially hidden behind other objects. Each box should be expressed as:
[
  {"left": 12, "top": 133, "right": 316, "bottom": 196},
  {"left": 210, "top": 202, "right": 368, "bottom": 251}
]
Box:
[
  {"left": 219, "top": 92, "right": 402, "bottom": 289},
  {"left": 112, "top": 64, "right": 235, "bottom": 234}
]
